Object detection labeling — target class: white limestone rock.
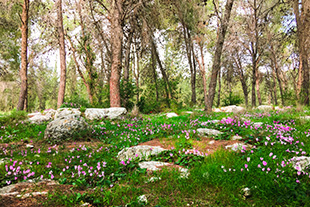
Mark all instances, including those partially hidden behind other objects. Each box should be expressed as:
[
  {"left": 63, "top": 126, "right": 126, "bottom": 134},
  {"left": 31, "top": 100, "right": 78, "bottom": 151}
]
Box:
[
  {"left": 221, "top": 105, "right": 245, "bottom": 114},
  {"left": 197, "top": 128, "right": 223, "bottom": 136},
  {"left": 257, "top": 105, "right": 273, "bottom": 111},
  {"left": 44, "top": 114, "right": 89, "bottom": 143},
  {"left": 117, "top": 145, "right": 167, "bottom": 161},
  {"left": 166, "top": 112, "right": 178, "bottom": 118},
  {"left": 225, "top": 143, "right": 251, "bottom": 151},
  {"left": 85, "top": 107, "right": 127, "bottom": 120},
  {"left": 54, "top": 108, "right": 81, "bottom": 119},
  {"left": 231, "top": 135, "right": 243, "bottom": 140},
  {"left": 28, "top": 114, "right": 53, "bottom": 124},
  {"left": 138, "top": 161, "right": 170, "bottom": 171},
  {"left": 290, "top": 156, "right": 310, "bottom": 172}
]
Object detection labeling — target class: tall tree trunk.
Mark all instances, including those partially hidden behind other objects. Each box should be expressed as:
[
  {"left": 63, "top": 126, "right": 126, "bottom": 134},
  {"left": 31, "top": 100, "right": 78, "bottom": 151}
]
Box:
[
  {"left": 272, "top": 65, "right": 277, "bottom": 105},
  {"left": 182, "top": 24, "right": 196, "bottom": 104},
  {"left": 110, "top": 0, "right": 123, "bottom": 107},
  {"left": 57, "top": 0, "right": 67, "bottom": 108},
  {"left": 293, "top": 0, "right": 310, "bottom": 105},
  {"left": 17, "top": 0, "right": 29, "bottom": 111},
  {"left": 234, "top": 56, "right": 248, "bottom": 107},
  {"left": 194, "top": 43, "right": 207, "bottom": 109},
  {"left": 124, "top": 32, "right": 133, "bottom": 82},
  {"left": 152, "top": 40, "right": 171, "bottom": 106},
  {"left": 217, "top": 69, "right": 221, "bottom": 107},
  {"left": 206, "top": 0, "right": 235, "bottom": 111},
  {"left": 256, "top": 72, "right": 262, "bottom": 105},
  {"left": 151, "top": 46, "right": 159, "bottom": 102}
]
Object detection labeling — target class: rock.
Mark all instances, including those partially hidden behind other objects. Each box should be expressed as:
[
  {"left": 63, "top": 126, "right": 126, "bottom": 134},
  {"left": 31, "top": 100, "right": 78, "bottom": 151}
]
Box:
[
  {"left": 290, "top": 156, "right": 310, "bottom": 172},
  {"left": 208, "top": 140, "right": 215, "bottom": 145},
  {"left": 26, "top": 144, "right": 34, "bottom": 149},
  {"left": 179, "top": 167, "right": 190, "bottom": 179},
  {"left": 44, "top": 114, "right": 89, "bottom": 143},
  {"left": 138, "top": 161, "right": 170, "bottom": 171},
  {"left": 17, "top": 191, "right": 48, "bottom": 199},
  {"left": 28, "top": 114, "right": 53, "bottom": 124},
  {"left": 197, "top": 128, "right": 223, "bottom": 136},
  {"left": 54, "top": 108, "right": 81, "bottom": 119},
  {"left": 117, "top": 145, "right": 167, "bottom": 161},
  {"left": 221, "top": 105, "right": 245, "bottom": 114},
  {"left": 231, "top": 135, "right": 243, "bottom": 140},
  {"left": 225, "top": 143, "right": 251, "bottom": 151},
  {"left": 80, "top": 203, "right": 91, "bottom": 207},
  {"left": 43, "top": 109, "right": 56, "bottom": 118},
  {"left": 212, "top": 108, "right": 222, "bottom": 112},
  {"left": 257, "top": 105, "right": 273, "bottom": 111},
  {"left": 27, "top": 112, "right": 41, "bottom": 118},
  {"left": 300, "top": 116, "right": 310, "bottom": 120},
  {"left": 185, "top": 111, "right": 193, "bottom": 114},
  {"left": 241, "top": 187, "right": 251, "bottom": 198},
  {"left": 85, "top": 107, "right": 127, "bottom": 120},
  {"left": 166, "top": 112, "right": 178, "bottom": 118},
  {"left": 137, "top": 195, "right": 148, "bottom": 204}
]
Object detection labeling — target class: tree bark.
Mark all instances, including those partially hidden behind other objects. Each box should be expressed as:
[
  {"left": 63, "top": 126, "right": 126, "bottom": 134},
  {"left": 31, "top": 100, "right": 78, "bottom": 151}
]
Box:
[
  {"left": 151, "top": 46, "right": 159, "bottom": 102},
  {"left": 234, "top": 56, "right": 248, "bottom": 107},
  {"left": 194, "top": 43, "right": 207, "bottom": 110},
  {"left": 206, "top": 0, "right": 235, "bottom": 112},
  {"left": 293, "top": 0, "right": 310, "bottom": 105},
  {"left": 57, "top": 0, "right": 67, "bottom": 108},
  {"left": 17, "top": 0, "right": 29, "bottom": 111},
  {"left": 256, "top": 72, "right": 262, "bottom": 105},
  {"left": 217, "top": 69, "right": 221, "bottom": 107},
  {"left": 110, "top": 0, "right": 123, "bottom": 107}
]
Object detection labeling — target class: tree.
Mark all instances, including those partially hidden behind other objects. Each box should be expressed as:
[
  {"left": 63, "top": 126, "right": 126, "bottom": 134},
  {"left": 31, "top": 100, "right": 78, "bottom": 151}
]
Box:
[
  {"left": 206, "top": 0, "right": 235, "bottom": 111},
  {"left": 17, "top": 0, "right": 30, "bottom": 111},
  {"left": 293, "top": 0, "right": 310, "bottom": 105},
  {"left": 56, "top": 0, "right": 66, "bottom": 108}
]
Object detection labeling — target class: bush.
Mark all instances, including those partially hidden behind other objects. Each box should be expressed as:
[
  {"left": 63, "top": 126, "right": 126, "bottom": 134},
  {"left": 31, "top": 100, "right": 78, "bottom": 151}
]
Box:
[
  {"left": 0, "top": 109, "right": 28, "bottom": 125},
  {"left": 223, "top": 93, "right": 243, "bottom": 106}
]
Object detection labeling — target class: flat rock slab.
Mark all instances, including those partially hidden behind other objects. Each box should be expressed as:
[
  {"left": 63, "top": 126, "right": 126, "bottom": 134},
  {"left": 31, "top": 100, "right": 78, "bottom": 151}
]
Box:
[
  {"left": 85, "top": 107, "right": 127, "bottom": 120},
  {"left": 117, "top": 145, "right": 167, "bottom": 161},
  {"left": 197, "top": 128, "right": 223, "bottom": 136},
  {"left": 166, "top": 112, "right": 178, "bottom": 118},
  {"left": 54, "top": 108, "right": 81, "bottom": 119}
]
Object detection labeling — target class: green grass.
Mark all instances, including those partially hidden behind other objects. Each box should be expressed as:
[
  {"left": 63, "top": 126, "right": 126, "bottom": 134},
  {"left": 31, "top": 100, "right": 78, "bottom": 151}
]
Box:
[{"left": 0, "top": 108, "right": 310, "bottom": 206}]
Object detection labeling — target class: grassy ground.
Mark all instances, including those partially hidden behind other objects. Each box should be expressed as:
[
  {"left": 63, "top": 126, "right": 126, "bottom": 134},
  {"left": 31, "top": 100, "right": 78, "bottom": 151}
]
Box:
[{"left": 0, "top": 108, "right": 310, "bottom": 206}]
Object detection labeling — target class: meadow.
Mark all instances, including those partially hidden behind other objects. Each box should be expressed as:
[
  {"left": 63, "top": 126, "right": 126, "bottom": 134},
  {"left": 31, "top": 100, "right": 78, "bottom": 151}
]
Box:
[{"left": 1, "top": 107, "right": 310, "bottom": 206}]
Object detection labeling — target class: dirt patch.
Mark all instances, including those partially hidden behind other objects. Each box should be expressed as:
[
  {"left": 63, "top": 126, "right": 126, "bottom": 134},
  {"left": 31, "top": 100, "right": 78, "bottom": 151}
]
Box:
[{"left": 138, "top": 137, "right": 244, "bottom": 155}]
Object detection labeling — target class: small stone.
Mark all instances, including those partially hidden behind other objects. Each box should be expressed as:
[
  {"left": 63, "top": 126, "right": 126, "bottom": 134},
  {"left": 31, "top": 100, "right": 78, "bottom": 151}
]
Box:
[
  {"left": 137, "top": 195, "right": 148, "bottom": 204},
  {"left": 26, "top": 144, "right": 34, "bottom": 149},
  {"left": 197, "top": 128, "right": 223, "bottom": 136},
  {"left": 145, "top": 177, "right": 161, "bottom": 183},
  {"left": 117, "top": 145, "right": 167, "bottom": 161},
  {"left": 80, "top": 203, "right": 91, "bottom": 207},
  {"left": 208, "top": 140, "right": 215, "bottom": 145},
  {"left": 225, "top": 143, "right": 251, "bottom": 151},
  {"left": 231, "top": 135, "right": 242, "bottom": 140},
  {"left": 241, "top": 187, "right": 251, "bottom": 198}
]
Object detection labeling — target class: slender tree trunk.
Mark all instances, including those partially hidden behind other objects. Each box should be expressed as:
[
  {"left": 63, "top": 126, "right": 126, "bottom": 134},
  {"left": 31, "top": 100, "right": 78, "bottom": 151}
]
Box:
[
  {"left": 256, "top": 72, "right": 262, "bottom": 105},
  {"left": 110, "top": 0, "right": 123, "bottom": 107},
  {"left": 124, "top": 32, "right": 133, "bottom": 82},
  {"left": 152, "top": 40, "right": 171, "bottom": 106},
  {"left": 217, "top": 69, "right": 221, "bottom": 107},
  {"left": 194, "top": 43, "right": 207, "bottom": 109},
  {"left": 251, "top": 50, "right": 257, "bottom": 107},
  {"left": 272, "top": 65, "right": 277, "bottom": 105},
  {"left": 135, "top": 49, "right": 140, "bottom": 103},
  {"left": 151, "top": 46, "right": 159, "bottom": 102},
  {"left": 57, "top": 0, "right": 67, "bottom": 108},
  {"left": 17, "top": 0, "right": 29, "bottom": 111},
  {"left": 206, "top": 0, "right": 235, "bottom": 111},
  {"left": 67, "top": 36, "right": 94, "bottom": 104},
  {"left": 234, "top": 56, "right": 248, "bottom": 107}
]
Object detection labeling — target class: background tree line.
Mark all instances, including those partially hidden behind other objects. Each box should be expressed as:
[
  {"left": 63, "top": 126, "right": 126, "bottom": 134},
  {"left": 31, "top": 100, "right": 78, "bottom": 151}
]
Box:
[{"left": 0, "top": 0, "right": 309, "bottom": 113}]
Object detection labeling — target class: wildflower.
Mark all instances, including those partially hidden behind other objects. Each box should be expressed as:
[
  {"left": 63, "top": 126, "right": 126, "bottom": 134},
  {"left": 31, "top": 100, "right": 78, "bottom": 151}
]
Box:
[
  {"left": 245, "top": 164, "right": 248, "bottom": 169},
  {"left": 247, "top": 157, "right": 250, "bottom": 162},
  {"left": 263, "top": 161, "right": 267, "bottom": 166}
]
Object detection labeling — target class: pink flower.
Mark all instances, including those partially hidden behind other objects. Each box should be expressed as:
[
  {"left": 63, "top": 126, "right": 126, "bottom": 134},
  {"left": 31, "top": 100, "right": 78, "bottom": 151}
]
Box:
[
  {"left": 245, "top": 164, "right": 248, "bottom": 169},
  {"left": 263, "top": 161, "right": 267, "bottom": 166}
]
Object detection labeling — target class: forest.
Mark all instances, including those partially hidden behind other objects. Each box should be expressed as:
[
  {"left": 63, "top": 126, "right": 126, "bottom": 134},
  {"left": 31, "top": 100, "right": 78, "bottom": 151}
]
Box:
[{"left": 0, "top": 0, "right": 309, "bottom": 113}]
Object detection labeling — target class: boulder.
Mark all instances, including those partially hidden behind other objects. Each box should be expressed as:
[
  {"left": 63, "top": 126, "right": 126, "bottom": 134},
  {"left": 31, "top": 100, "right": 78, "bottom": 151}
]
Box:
[
  {"left": 138, "top": 161, "right": 170, "bottom": 171},
  {"left": 43, "top": 109, "right": 56, "bottom": 118},
  {"left": 166, "top": 112, "right": 178, "bottom": 118},
  {"left": 117, "top": 145, "right": 167, "bottom": 161},
  {"left": 85, "top": 107, "right": 127, "bottom": 120},
  {"left": 221, "top": 105, "right": 245, "bottom": 114},
  {"left": 197, "top": 128, "right": 223, "bottom": 136},
  {"left": 54, "top": 108, "right": 81, "bottom": 119},
  {"left": 28, "top": 114, "right": 53, "bottom": 124},
  {"left": 257, "top": 105, "right": 273, "bottom": 111},
  {"left": 44, "top": 114, "right": 89, "bottom": 143},
  {"left": 290, "top": 156, "right": 310, "bottom": 172}
]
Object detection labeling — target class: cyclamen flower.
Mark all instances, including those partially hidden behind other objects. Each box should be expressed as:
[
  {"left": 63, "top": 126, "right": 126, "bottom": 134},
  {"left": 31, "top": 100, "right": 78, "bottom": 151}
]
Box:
[{"left": 263, "top": 161, "right": 267, "bottom": 166}]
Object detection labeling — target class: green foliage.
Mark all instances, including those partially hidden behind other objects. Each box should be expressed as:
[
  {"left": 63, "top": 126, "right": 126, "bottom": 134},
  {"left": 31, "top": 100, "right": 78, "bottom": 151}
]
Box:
[
  {"left": 120, "top": 80, "right": 136, "bottom": 110},
  {"left": 0, "top": 109, "right": 28, "bottom": 126},
  {"left": 223, "top": 92, "right": 243, "bottom": 106}
]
